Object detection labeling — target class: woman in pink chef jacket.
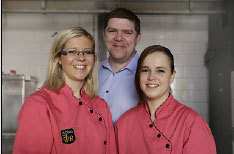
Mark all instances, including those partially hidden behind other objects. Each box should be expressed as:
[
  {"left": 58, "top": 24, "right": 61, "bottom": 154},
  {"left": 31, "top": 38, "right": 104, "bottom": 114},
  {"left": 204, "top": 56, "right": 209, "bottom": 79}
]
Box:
[
  {"left": 13, "top": 27, "right": 117, "bottom": 154},
  {"left": 115, "top": 45, "right": 216, "bottom": 154}
]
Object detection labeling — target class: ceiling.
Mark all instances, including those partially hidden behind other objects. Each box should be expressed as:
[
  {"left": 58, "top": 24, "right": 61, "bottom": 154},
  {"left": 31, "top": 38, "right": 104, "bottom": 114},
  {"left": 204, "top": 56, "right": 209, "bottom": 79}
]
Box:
[{"left": 2, "top": 0, "right": 226, "bottom": 15}]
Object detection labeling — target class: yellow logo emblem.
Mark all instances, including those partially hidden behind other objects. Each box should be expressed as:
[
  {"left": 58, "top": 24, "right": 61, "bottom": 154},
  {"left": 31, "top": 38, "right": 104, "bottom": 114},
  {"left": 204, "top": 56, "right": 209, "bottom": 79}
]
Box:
[{"left": 61, "top": 128, "right": 76, "bottom": 144}]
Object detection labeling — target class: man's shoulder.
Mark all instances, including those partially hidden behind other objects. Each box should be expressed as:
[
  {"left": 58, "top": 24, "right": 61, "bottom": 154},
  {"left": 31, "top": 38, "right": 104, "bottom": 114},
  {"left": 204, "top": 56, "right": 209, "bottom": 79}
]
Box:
[
  {"left": 98, "top": 60, "right": 105, "bottom": 68},
  {"left": 98, "top": 59, "right": 110, "bottom": 71}
]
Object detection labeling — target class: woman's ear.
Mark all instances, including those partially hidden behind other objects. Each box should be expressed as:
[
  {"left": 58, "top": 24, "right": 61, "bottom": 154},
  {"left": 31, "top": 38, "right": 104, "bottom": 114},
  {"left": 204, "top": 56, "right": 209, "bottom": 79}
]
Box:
[
  {"left": 170, "top": 70, "right": 176, "bottom": 83},
  {"left": 58, "top": 58, "right": 62, "bottom": 65}
]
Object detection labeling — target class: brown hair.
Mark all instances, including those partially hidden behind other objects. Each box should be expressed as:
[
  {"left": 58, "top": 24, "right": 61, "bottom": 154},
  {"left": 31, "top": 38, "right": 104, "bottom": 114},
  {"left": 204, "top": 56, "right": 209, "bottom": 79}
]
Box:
[{"left": 103, "top": 8, "right": 141, "bottom": 35}]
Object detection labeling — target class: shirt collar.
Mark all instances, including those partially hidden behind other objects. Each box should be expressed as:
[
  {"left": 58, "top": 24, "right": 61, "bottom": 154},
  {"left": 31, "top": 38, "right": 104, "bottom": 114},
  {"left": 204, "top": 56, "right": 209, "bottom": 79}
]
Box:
[
  {"left": 59, "top": 84, "right": 92, "bottom": 101},
  {"left": 101, "top": 51, "right": 139, "bottom": 73},
  {"left": 143, "top": 94, "right": 175, "bottom": 119}
]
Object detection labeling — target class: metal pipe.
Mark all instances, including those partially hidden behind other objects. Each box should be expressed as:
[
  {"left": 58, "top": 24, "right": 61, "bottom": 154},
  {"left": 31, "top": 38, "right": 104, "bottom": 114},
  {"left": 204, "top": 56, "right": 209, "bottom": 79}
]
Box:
[
  {"left": 2, "top": 8, "right": 225, "bottom": 15},
  {"left": 2, "top": 0, "right": 225, "bottom": 1}
]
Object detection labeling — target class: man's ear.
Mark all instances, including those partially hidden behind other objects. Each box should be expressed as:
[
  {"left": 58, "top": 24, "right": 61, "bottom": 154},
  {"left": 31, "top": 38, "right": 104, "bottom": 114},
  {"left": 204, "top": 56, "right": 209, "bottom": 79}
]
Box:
[
  {"left": 136, "top": 33, "right": 141, "bottom": 45},
  {"left": 102, "top": 31, "right": 106, "bottom": 41}
]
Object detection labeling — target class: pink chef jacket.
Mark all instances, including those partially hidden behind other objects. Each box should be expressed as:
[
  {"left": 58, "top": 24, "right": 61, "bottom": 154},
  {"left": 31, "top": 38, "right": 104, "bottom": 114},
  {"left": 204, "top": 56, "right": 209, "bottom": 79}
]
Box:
[
  {"left": 13, "top": 85, "right": 117, "bottom": 154},
  {"left": 115, "top": 94, "right": 216, "bottom": 154}
]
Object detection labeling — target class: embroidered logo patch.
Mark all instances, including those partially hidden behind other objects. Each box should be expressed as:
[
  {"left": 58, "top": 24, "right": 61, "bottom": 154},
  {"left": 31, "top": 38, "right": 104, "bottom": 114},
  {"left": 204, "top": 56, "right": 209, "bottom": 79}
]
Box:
[{"left": 61, "top": 128, "right": 76, "bottom": 144}]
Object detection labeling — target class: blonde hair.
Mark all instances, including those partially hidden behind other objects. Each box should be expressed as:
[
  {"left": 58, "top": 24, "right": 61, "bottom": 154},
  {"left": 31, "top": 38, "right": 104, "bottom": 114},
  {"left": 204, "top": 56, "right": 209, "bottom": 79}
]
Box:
[{"left": 42, "top": 27, "right": 98, "bottom": 98}]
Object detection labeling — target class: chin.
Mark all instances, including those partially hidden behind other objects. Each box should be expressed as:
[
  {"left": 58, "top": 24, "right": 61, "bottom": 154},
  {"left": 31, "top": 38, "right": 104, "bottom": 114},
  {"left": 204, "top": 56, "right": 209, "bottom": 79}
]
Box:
[{"left": 74, "top": 76, "right": 86, "bottom": 81}]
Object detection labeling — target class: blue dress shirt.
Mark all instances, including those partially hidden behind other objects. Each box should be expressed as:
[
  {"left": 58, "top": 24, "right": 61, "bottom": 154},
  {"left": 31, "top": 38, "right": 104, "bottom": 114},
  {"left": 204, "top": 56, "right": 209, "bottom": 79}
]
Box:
[{"left": 98, "top": 52, "right": 139, "bottom": 125}]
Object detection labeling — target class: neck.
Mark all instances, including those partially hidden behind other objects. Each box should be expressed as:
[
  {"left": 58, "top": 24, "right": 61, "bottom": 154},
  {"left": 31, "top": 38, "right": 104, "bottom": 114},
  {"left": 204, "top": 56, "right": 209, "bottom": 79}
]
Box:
[
  {"left": 147, "top": 100, "right": 162, "bottom": 122},
  {"left": 109, "top": 52, "right": 136, "bottom": 73},
  {"left": 109, "top": 60, "right": 130, "bottom": 73},
  {"left": 66, "top": 80, "right": 84, "bottom": 98},
  {"left": 147, "top": 93, "right": 170, "bottom": 121}
]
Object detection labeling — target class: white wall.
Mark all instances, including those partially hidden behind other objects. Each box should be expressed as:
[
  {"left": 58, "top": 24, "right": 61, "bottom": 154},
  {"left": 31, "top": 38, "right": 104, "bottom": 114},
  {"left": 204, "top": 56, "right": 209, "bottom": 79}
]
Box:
[
  {"left": 137, "top": 15, "right": 209, "bottom": 121},
  {"left": 2, "top": 13, "right": 209, "bottom": 121},
  {"left": 2, "top": 13, "right": 95, "bottom": 88}
]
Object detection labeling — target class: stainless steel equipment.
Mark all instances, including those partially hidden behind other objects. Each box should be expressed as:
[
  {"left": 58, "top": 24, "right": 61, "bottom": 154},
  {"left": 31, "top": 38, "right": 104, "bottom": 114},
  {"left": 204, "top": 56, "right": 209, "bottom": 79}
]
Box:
[
  {"left": 2, "top": 74, "right": 37, "bottom": 154},
  {"left": 232, "top": 71, "right": 234, "bottom": 153}
]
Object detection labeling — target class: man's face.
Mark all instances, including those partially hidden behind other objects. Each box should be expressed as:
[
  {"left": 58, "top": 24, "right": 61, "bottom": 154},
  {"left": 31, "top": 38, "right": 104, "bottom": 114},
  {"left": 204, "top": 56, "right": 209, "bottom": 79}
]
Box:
[{"left": 103, "top": 18, "right": 141, "bottom": 64}]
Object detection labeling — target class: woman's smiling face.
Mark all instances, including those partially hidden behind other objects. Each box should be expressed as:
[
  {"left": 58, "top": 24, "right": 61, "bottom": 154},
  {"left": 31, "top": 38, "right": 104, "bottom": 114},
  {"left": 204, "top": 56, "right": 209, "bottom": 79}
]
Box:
[
  {"left": 59, "top": 36, "right": 94, "bottom": 85},
  {"left": 139, "top": 52, "right": 175, "bottom": 103}
]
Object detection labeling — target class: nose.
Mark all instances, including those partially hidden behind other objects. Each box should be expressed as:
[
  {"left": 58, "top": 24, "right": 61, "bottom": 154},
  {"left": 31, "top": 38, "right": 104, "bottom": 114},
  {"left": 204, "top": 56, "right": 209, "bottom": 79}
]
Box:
[
  {"left": 147, "top": 72, "right": 155, "bottom": 81},
  {"left": 114, "top": 32, "right": 123, "bottom": 41},
  {"left": 76, "top": 53, "right": 85, "bottom": 61}
]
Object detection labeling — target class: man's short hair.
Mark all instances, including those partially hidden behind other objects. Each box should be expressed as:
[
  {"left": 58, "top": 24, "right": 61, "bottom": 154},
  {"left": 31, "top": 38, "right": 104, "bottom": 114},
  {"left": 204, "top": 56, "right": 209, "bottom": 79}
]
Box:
[{"left": 103, "top": 8, "right": 141, "bottom": 35}]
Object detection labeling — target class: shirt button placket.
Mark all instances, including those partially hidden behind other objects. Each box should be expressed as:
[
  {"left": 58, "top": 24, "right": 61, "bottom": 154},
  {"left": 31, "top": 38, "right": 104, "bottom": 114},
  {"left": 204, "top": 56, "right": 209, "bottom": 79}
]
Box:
[
  {"left": 157, "top": 134, "right": 161, "bottom": 138},
  {"left": 166, "top": 144, "right": 170, "bottom": 149}
]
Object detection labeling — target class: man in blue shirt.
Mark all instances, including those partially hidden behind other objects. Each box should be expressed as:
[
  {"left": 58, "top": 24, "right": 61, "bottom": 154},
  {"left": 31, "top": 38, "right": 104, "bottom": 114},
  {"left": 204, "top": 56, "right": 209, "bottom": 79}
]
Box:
[{"left": 98, "top": 8, "right": 141, "bottom": 125}]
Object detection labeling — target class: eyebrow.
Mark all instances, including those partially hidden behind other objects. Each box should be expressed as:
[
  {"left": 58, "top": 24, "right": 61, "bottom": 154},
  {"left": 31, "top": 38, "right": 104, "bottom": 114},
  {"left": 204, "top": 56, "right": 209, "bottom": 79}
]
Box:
[
  {"left": 64, "top": 48, "right": 93, "bottom": 51},
  {"left": 106, "top": 27, "right": 115, "bottom": 30},
  {"left": 141, "top": 66, "right": 168, "bottom": 69},
  {"left": 107, "top": 27, "right": 134, "bottom": 32},
  {"left": 156, "top": 66, "right": 168, "bottom": 70},
  {"left": 141, "top": 66, "right": 148, "bottom": 69},
  {"left": 123, "top": 29, "right": 134, "bottom": 32}
]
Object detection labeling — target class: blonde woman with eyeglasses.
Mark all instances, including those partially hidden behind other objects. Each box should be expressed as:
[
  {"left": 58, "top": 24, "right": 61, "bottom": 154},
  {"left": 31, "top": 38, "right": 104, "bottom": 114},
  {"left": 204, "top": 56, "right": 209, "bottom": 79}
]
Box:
[{"left": 13, "top": 27, "right": 117, "bottom": 154}]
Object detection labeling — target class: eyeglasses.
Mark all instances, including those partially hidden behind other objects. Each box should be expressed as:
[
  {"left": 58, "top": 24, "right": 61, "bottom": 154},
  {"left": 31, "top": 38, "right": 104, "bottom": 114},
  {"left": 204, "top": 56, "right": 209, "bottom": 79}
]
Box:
[{"left": 60, "top": 49, "right": 95, "bottom": 57}]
